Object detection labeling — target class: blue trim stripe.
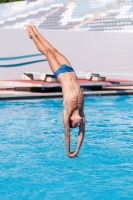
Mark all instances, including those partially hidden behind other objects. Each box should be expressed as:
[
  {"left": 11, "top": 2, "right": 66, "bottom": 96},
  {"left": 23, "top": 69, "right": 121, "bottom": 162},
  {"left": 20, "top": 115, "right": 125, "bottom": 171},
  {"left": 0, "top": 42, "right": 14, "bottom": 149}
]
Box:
[
  {"left": 0, "top": 54, "right": 44, "bottom": 61},
  {"left": 0, "top": 59, "right": 47, "bottom": 67}
]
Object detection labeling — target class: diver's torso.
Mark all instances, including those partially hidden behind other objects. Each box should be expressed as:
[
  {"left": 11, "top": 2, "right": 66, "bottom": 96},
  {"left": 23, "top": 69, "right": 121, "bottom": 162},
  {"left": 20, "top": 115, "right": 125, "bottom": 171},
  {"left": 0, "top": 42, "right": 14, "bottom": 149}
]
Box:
[{"left": 58, "top": 72, "right": 83, "bottom": 113}]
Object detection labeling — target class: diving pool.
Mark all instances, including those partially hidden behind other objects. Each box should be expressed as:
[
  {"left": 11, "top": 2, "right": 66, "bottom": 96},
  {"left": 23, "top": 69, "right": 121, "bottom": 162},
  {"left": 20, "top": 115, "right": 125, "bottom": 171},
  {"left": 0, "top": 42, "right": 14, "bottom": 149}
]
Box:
[{"left": 0, "top": 96, "right": 133, "bottom": 200}]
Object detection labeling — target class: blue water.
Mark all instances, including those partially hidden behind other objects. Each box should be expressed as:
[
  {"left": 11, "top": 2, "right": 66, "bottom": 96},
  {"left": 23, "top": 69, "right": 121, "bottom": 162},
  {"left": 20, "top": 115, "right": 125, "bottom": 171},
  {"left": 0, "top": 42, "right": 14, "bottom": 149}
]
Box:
[{"left": 0, "top": 96, "right": 133, "bottom": 200}]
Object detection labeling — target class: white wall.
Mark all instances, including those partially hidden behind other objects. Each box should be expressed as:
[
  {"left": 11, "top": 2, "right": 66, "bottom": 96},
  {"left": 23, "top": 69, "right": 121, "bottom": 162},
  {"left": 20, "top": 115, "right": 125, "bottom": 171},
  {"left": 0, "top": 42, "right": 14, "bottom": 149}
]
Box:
[{"left": 0, "top": 28, "right": 133, "bottom": 80}]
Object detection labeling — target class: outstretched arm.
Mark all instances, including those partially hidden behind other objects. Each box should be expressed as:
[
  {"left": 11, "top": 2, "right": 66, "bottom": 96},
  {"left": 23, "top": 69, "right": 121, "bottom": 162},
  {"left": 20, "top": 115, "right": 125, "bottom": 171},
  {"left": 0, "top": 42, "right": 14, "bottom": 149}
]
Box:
[
  {"left": 66, "top": 114, "right": 85, "bottom": 158},
  {"left": 63, "top": 109, "right": 77, "bottom": 157},
  {"left": 62, "top": 107, "right": 85, "bottom": 158},
  {"left": 71, "top": 101, "right": 85, "bottom": 157},
  {"left": 62, "top": 109, "right": 71, "bottom": 157},
  {"left": 75, "top": 113, "right": 85, "bottom": 155}
]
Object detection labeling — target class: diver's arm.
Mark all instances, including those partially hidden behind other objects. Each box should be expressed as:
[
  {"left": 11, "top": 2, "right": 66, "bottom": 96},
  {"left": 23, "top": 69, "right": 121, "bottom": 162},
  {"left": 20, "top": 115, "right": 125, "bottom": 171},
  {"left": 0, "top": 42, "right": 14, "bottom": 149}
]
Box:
[
  {"left": 68, "top": 113, "right": 85, "bottom": 158},
  {"left": 63, "top": 108, "right": 85, "bottom": 158},
  {"left": 72, "top": 100, "right": 85, "bottom": 157},
  {"left": 63, "top": 109, "right": 78, "bottom": 157},
  {"left": 67, "top": 114, "right": 85, "bottom": 158},
  {"left": 62, "top": 109, "right": 71, "bottom": 156},
  {"left": 75, "top": 113, "right": 85, "bottom": 155}
]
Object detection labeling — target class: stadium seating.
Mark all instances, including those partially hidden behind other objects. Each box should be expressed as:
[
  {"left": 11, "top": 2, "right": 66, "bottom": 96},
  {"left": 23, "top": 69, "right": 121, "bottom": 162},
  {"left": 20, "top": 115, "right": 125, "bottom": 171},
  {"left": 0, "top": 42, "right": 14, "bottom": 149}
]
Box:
[{"left": 0, "top": 0, "right": 133, "bottom": 32}]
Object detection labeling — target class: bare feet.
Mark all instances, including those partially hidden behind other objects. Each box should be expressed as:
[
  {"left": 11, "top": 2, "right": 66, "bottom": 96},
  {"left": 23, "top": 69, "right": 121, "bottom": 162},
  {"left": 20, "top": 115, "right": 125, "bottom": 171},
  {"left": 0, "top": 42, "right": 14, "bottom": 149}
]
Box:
[
  {"left": 26, "top": 25, "right": 34, "bottom": 39},
  {"left": 31, "top": 25, "right": 39, "bottom": 37},
  {"left": 26, "top": 24, "right": 44, "bottom": 53}
]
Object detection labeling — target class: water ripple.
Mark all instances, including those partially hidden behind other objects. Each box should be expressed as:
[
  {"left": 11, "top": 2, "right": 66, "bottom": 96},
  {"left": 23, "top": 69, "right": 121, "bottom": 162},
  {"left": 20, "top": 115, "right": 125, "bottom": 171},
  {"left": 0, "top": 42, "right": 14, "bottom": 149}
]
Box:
[{"left": 0, "top": 96, "right": 133, "bottom": 200}]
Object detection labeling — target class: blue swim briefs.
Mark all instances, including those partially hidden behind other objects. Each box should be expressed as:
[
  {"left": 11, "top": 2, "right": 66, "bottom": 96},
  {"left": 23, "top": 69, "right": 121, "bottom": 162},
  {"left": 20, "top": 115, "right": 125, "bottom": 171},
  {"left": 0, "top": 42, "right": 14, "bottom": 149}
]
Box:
[{"left": 54, "top": 64, "right": 74, "bottom": 79}]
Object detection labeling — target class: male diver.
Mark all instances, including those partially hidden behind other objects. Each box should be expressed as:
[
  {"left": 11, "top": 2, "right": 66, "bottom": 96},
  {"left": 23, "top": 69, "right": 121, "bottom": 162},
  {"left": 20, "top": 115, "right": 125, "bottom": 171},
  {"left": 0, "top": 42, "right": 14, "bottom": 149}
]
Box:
[{"left": 26, "top": 25, "right": 85, "bottom": 157}]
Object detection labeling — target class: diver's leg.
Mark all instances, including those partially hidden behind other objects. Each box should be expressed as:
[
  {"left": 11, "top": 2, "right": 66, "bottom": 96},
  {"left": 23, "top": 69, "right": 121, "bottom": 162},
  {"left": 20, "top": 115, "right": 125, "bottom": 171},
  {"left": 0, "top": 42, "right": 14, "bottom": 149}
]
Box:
[
  {"left": 26, "top": 26, "right": 60, "bottom": 72},
  {"left": 31, "top": 25, "right": 72, "bottom": 66}
]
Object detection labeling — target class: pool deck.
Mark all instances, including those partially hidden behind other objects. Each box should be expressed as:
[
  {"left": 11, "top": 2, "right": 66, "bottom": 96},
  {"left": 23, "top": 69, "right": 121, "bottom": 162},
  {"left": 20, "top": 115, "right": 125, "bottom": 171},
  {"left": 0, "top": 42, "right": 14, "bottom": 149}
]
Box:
[{"left": 0, "top": 78, "right": 133, "bottom": 100}]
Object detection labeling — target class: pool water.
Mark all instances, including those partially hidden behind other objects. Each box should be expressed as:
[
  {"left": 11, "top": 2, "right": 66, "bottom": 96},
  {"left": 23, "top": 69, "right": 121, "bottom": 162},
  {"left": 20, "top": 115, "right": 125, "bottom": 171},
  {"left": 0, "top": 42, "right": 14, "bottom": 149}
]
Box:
[{"left": 0, "top": 96, "right": 133, "bottom": 200}]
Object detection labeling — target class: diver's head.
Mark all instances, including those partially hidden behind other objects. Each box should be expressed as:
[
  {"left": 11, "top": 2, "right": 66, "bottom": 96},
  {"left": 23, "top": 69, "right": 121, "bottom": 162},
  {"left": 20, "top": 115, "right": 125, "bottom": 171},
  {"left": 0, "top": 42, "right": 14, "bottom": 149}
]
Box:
[{"left": 70, "top": 113, "right": 82, "bottom": 128}]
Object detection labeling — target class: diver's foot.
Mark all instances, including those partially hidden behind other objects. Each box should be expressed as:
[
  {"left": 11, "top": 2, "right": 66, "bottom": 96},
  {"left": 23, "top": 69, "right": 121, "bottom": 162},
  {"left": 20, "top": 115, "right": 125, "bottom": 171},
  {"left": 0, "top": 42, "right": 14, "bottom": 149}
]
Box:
[
  {"left": 30, "top": 24, "right": 39, "bottom": 37},
  {"left": 26, "top": 25, "right": 34, "bottom": 39}
]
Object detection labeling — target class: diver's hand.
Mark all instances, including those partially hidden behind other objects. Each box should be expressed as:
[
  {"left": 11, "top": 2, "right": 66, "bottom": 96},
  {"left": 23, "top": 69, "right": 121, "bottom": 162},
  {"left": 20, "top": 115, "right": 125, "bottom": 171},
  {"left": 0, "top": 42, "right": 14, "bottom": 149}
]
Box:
[{"left": 67, "top": 151, "right": 78, "bottom": 158}]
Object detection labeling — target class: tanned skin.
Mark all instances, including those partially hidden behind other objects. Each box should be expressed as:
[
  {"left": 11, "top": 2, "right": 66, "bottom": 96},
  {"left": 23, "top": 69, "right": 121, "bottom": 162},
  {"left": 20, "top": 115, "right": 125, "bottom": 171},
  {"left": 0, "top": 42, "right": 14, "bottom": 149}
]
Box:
[{"left": 26, "top": 25, "right": 85, "bottom": 157}]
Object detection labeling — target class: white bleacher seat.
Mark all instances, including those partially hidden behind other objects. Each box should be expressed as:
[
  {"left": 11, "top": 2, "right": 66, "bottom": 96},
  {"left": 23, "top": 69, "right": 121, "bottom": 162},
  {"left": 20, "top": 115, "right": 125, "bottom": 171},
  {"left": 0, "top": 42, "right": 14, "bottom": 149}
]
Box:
[{"left": 0, "top": 0, "right": 133, "bottom": 32}]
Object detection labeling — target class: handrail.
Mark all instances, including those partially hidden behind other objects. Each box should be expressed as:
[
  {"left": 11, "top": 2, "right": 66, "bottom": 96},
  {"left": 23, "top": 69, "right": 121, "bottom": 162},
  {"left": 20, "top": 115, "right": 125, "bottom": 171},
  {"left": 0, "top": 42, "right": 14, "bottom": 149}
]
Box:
[
  {"left": 0, "top": 59, "right": 47, "bottom": 67},
  {"left": 0, "top": 53, "right": 44, "bottom": 60}
]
